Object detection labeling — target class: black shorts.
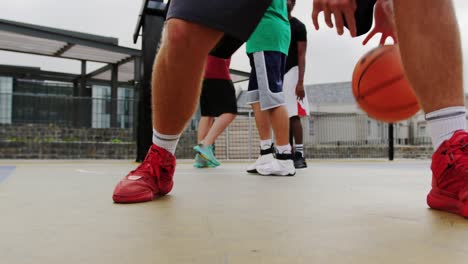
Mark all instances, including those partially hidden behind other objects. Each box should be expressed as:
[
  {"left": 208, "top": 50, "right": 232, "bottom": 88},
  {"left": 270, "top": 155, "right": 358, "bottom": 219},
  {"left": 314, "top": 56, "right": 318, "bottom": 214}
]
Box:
[
  {"left": 346, "top": 0, "right": 377, "bottom": 36},
  {"left": 200, "top": 79, "right": 238, "bottom": 117},
  {"left": 167, "top": 0, "right": 272, "bottom": 57},
  {"left": 210, "top": 35, "right": 245, "bottom": 59}
]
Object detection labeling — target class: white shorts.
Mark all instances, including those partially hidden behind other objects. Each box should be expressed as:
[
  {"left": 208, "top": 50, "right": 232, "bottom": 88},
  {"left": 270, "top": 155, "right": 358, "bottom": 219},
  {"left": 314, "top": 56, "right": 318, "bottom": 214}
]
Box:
[{"left": 284, "top": 66, "right": 310, "bottom": 118}]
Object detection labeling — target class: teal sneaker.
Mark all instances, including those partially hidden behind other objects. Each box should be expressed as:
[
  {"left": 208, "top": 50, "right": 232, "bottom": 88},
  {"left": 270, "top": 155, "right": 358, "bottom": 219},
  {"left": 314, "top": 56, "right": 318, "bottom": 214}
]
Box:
[
  {"left": 193, "top": 144, "right": 220, "bottom": 167},
  {"left": 193, "top": 153, "right": 208, "bottom": 168}
]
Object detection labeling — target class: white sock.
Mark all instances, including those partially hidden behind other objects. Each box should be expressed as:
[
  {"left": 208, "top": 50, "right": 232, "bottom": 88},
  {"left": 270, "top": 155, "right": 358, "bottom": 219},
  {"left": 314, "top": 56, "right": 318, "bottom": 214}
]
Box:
[
  {"left": 260, "top": 139, "right": 272, "bottom": 150},
  {"left": 276, "top": 144, "right": 292, "bottom": 154},
  {"left": 426, "top": 106, "right": 466, "bottom": 150},
  {"left": 152, "top": 128, "right": 181, "bottom": 154},
  {"left": 295, "top": 144, "right": 304, "bottom": 155}
]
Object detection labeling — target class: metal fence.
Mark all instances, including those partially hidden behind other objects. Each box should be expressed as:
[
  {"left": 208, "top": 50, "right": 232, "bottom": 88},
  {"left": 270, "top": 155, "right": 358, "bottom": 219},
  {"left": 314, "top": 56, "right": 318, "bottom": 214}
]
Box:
[
  {"left": 175, "top": 111, "right": 433, "bottom": 160},
  {"left": 0, "top": 92, "right": 433, "bottom": 160}
]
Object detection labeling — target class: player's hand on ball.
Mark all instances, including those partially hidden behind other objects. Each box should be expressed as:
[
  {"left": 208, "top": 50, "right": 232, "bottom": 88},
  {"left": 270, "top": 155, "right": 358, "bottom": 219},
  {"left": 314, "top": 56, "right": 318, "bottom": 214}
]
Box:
[{"left": 362, "top": 0, "right": 397, "bottom": 45}]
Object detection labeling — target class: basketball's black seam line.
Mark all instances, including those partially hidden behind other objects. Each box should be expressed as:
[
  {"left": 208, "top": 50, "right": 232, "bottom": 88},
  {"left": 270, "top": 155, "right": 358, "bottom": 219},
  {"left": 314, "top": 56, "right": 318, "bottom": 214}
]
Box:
[
  {"left": 362, "top": 100, "right": 419, "bottom": 111},
  {"left": 360, "top": 74, "right": 405, "bottom": 98},
  {"left": 357, "top": 47, "right": 391, "bottom": 101}
]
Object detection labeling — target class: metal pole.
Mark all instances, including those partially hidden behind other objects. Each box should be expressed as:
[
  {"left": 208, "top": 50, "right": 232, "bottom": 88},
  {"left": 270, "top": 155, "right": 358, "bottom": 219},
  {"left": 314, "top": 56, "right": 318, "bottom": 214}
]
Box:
[
  {"left": 136, "top": 12, "right": 165, "bottom": 161},
  {"left": 78, "top": 60, "right": 87, "bottom": 127},
  {"left": 388, "top": 123, "right": 394, "bottom": 161},
  {"left": 110, "top": 64, "right": 118, "bottom": 128},
  {"left": 133, "top": 56, "right": 141, "bottom": 143},
  {"left": 248, "top": 111, "right": 252, "bottom": 160}
]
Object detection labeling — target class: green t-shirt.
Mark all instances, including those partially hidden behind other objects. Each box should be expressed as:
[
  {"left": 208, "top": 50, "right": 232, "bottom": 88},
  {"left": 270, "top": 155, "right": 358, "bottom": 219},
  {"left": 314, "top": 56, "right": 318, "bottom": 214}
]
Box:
[{"left": 246, "top": 0, "right": 291, "bottom": 55}]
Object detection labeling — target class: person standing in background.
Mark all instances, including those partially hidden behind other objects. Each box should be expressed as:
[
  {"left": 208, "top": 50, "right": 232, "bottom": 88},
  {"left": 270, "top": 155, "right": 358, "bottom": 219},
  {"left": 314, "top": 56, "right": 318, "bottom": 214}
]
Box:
[
  {"left": 284, "top": 0, "right": 309, "bottom": 169},
  {"left": 193, "top": 55, "right": 238, "bottom": 168},
  {"left": 245, "top": 0, "right": 295, "bottom": 176}
]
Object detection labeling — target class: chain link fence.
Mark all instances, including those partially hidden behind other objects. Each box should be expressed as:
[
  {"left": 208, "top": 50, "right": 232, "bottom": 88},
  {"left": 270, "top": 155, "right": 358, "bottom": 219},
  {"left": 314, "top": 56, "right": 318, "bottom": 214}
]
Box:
[
  {"left": 176, "top": 111, "right": 433, "bottom": 160},
  {"left": 0, "top": 91, "right": 433, "bottom": 160}
]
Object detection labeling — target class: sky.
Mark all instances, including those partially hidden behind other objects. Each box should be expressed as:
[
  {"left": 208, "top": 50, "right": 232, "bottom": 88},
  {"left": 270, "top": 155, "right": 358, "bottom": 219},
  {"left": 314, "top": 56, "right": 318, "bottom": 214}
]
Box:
[{"left": 0, "top": 0, "right": 468, "bottom": 89}]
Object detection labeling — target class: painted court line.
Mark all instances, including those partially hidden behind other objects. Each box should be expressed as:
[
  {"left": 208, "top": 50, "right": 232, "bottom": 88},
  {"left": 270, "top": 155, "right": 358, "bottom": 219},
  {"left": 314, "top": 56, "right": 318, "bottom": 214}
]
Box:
[
  {"left": 76, "top": 169, "right": 103, "bottom": 174},
  {"left": 0, "top": 165, "right": 16, "bottom": 183}
]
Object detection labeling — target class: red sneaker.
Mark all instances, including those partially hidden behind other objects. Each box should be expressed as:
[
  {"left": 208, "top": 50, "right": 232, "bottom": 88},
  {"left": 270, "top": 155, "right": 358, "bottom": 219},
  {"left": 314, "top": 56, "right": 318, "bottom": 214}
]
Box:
[
  {"left": 112, "top": 144, "right": 176, "bottom": 203},
  {"left": 427, "top": 130, "right": 468, "bottom": 217}
]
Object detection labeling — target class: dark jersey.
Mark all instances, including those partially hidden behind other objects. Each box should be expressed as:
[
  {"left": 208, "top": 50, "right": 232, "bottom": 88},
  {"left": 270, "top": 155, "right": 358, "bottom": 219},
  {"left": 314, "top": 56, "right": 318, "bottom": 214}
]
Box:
[{"left": 285, "top": 17, "right": 307, "bottom": 73}]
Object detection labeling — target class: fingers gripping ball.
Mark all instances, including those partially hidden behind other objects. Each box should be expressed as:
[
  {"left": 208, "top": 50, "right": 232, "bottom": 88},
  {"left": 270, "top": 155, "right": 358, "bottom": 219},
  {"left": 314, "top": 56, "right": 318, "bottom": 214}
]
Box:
[{"left": 352, "top": 45, "right": 420, "bottom": 123}]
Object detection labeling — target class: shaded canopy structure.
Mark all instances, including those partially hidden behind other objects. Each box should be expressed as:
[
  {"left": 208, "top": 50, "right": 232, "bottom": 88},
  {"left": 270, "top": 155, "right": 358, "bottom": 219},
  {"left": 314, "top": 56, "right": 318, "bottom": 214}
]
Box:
[
  {"left": 0, "top": 18, "right": 142, "bottom": 128},
  {"left": 0, "top": 18, "right": 141, "bottom": 84}
]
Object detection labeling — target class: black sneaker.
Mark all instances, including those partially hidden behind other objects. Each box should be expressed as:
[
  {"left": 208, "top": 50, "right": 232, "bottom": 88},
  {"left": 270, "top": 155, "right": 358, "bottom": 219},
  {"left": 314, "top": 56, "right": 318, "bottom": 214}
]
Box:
[{"left": 293, "top": 152, "right": 307, "bottom": 169}]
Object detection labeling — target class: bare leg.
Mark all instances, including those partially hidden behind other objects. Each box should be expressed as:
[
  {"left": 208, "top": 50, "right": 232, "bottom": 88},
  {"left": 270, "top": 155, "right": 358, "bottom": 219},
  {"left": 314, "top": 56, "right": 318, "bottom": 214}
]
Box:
[
  {"left": 290, "top": 115, "right": 307, "bottom": 168},
  {"left": 270, "top": 106, "right": 290, "bottom": 146},
  {"left": 290, "top": 116, "right": 303, "bottom": 145},
  {"left": 202, "top": 113, "right": 237, "bottom": 146},
  {"left": 248, "top": 104, "right": 294, "bottom": 175},
  {"left": 289, "top": 122, "right": 294, "bottom": 147},
  {"left": 197, "top": 116, "right": 214, "bottom": 143},
  {"left": 152, "top": 19, "right": 223, "bottom": 134},
  {"left": 393, "top": 0, "right": 468, "bottom": 218},
  {"left": 251, "top": 103, "right": 290, "bottom": 146},
  {"left": 113, "top": 20, "right": 223, "bottom": 203},
  {"left": 393, "top": 0, "right": 463, "bottom": 112},
  {"left": 251, "top": 103, "right": 272, "bottom": 140}
]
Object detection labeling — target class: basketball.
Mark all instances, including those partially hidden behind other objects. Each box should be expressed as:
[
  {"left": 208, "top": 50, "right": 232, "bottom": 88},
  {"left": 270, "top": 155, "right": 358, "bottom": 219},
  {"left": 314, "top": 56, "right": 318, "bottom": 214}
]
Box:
[{"left": 352, "top": 44, "right": 420, "bottom": 123}]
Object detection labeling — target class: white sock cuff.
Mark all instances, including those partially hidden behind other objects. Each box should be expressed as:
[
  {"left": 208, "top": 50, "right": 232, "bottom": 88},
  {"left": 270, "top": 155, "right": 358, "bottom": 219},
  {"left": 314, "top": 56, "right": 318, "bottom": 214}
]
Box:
[
  {"left": 260, "top": 139, "right": 273, "bottom": 150},
  {"left": 152, "top": 128, "right": 181, "bottom": 154},
  {"left": 153, "top": 129, "right": 181, "bottom": 140},
  {"left": 276, "top": 144, "right": 292, "bottom": 154},
  {"left": 426, "top": 107, "right": 467, "bottom": 149},
  {"left": 425, "top": 106, "right": 466, "bottom": 120},
  {"left": 295, "top": 144, "right": 304, "bottom": 153}
]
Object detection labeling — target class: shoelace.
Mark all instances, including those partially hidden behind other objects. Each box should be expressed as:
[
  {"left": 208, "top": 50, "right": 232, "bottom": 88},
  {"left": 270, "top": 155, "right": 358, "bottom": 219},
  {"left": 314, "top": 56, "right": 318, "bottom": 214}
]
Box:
[
  {"left": 446, "top": 141, "right": 468, "bottom": 170},
  {"left": 130, "top": 147, "right": 162, "bottom": 178},
  {"left": 444, "top": 141, "right": 468, "bottom": 196}
]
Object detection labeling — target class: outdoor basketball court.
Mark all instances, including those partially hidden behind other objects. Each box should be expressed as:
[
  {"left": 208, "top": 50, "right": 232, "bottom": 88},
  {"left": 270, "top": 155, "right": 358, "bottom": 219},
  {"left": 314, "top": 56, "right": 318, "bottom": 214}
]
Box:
[{"left": 1, "top": 159, "right": 467, "bottom": 264}]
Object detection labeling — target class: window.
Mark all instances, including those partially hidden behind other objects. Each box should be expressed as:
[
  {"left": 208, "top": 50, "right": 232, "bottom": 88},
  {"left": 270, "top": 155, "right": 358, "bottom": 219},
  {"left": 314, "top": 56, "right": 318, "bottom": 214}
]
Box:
[
  {"left": 419, "top": 125, "right": 426, "bottom": 136},
  {"left": 92, "top": 85, "right": 111, "bottom": 128},
  {"left": 117, "top": 87, "right": 134, "bottom": 128},
  {"left": 0, "top": 76, "right": 13, "bottom": 124},
  {"left": 92, "top": 86, "right": 135, "bottom": 128}
]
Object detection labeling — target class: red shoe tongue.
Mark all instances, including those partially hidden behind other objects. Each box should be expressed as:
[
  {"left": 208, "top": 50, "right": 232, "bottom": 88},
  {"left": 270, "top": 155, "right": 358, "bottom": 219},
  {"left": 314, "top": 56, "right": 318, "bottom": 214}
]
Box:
[{"left": 450, "top": 130, "right": 468, "bottom": 143}]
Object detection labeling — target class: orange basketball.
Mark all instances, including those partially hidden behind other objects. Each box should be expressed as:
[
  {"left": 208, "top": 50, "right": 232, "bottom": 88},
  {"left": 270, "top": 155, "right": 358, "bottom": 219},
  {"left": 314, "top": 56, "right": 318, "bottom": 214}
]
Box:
[{"left": 352, "top": 44, "right": 420, "bottom": 123}]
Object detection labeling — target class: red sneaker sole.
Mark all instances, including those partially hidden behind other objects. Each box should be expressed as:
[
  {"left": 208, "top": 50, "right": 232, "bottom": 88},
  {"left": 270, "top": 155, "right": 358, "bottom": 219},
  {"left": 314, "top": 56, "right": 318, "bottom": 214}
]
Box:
[
  {"left": 427, "top": 189, "right": 468, "bottom": 218},
  {"left": 113, "top": 192, "right": 155, "bottom": 203}
]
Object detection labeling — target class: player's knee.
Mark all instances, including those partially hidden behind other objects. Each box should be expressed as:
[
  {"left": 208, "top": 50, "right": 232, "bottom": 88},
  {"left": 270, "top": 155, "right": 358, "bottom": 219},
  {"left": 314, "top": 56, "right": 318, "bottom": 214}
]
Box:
[{"left": 164, "top": 22, "right": 192, "bottom": 49}]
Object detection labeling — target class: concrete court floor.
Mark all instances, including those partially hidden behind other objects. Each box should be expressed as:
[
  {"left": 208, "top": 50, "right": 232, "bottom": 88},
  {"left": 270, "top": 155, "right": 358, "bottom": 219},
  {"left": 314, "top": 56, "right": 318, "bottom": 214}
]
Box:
[{"left": 0, "top": 159, "right": 468, "bottom": 264}]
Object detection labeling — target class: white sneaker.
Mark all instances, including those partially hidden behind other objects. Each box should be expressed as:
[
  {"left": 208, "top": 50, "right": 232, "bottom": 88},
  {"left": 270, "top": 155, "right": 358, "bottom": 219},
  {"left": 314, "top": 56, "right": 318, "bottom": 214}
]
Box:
[
  {"left": 256, "top": 154, "right": 295, "bottom": 176},
  {"left": 247, "top": 153, "right": 275, "bottom": 173}
]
